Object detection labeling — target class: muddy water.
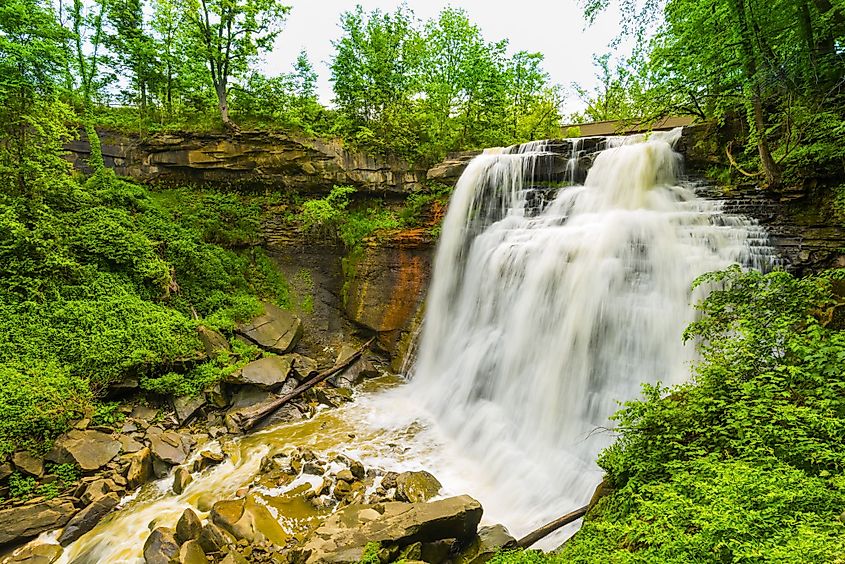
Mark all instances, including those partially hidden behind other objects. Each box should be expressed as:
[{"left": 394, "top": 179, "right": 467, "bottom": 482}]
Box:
[{"left": 56, "top": 377, "right": 541, "bottom": 563}]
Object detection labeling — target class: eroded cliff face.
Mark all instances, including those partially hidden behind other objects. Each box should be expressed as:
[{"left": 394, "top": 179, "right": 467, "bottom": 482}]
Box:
[
  {"left": 68, "top": 127, "right": 845, "bottom": 366},
  {"left": 66, "top": 130, "right": 424, "bottom": 194}
]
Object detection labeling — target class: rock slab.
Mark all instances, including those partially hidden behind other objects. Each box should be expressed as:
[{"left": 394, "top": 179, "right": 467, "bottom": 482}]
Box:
[{"left": 236, "top": 303, "right": 302, "bottom": 354}]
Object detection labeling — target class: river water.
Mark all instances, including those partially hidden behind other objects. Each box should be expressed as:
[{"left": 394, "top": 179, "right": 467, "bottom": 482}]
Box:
[{"left": 54, "top": 130, "right": 775, "bottom": 562}]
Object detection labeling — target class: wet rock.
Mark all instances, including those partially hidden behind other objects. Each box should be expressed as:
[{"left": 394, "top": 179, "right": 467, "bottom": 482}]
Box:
[
  {"left": 334, "top": 455, "right": 365, "bottom": 480},
  {"left": 455, "top": 524, "right": 517, "bottom": 564},
  {"left": 300, "top": 495, "right": 483, "bottom": 564},
  {"left": 198, "top": 325, "right": 231, "bottom": 358},
  {"left": 148, "top": 430, "right": 191, "bottom": 466},
  {"left": 236, "top": 303, "right": 303, "bottom": 354},
  {"left": 143, "top": 527, "right": 180, "bottom": 564},
  {"left": 193, "top": 450, "right": 225, "bottom": 472},
  {"left": 13, "top": 452, "right": 44, "bottom": 478},
  {"left": 5, "top": 542, "right": 64, "bottom": 564},
  {"left": 227, "top": 355, "right": 295, "bottom": 390},
  {"left": 313, "top": 387, "right": 352, "bottom": 408},
  {"left": 172, "top": 467, "right": 193, "bottom": 494},
  {"left": 421, "top": 539, "right": 456, "bottom": 564},
  {"left": 209, "top": 497, "right": 288, "bottom": 545},
  {"left": 381, "top": 471, "right": 399, "bottom": 490},
  {"left": 198, "top": 522, "right": 235, "bottom": 554},
  {"left": 220, "top": 552, "right": 249, "bottom": 564},
  {"left": 173, "top": 395, "right": 206, "bottom": 424},
  {"left": 302, "top": 460, "right": 325, "bottom": 475},
  {"left": 0, "top": 462, "right": 13, "bottom": 481},
  {"left": 125, "top": 447, "right": 153, "bottom": 489},
  {"left": 175, "top": 508, "right": 203, "bottom": 544},
  {"left": 396, "top": 471, "right": 442, "bottom": 503},
  {"left": 0, "top": 498, "right": 77, "bottom": 545},
  {"left": 118, "top": 435, "right": 144, "bottom": 454},
  {"left": 58, "top": 492, "right": 120, "bottom": 545},
  {"left": 177, "top": 539, "right": 207, "bottom": 564},
  {"left": 252, "top": 403, "right": 306, "bottom": 431},
  {"left": 335, "top": 469, "right": 355, "bottom": 483},
  {"left": 46, "top": 430, "right": 121, "bottom": 472}
]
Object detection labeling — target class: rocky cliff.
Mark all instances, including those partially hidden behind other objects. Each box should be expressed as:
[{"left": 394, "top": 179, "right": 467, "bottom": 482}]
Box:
[
  {"left": 67, "top": 130, "right": 424, "bottom": 195},
  {"left": 68, "top": 128, "right": 845, "bottom": 366}
]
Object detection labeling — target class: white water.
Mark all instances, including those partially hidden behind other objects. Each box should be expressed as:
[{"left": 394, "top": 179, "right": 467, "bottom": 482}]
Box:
[
  {"left": 404, "top": 128, "right": 773, "bottom": 542},
  {"left": 44, "top": 130, "right": 775, "bottom": 561}
]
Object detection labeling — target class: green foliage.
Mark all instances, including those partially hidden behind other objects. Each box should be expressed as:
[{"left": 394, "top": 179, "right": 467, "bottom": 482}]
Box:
[
  {"left": 358, "top": 542, "right": 381, "bottom": 564},
  {"left": 8, "top": 472, "right": 37, "bottom": 499},
  {"left": 7, "top": 463, "right": 80, "bottom": 501},
  {"left": 92, "top": 402, "right": 126, "bottom": 427},
  {"left": 557, "top": 267, "right": 845, "bottom": 562},
  {"left": 298, "top": 185, "right": 400, "bottom": 249},
  {"left": 330, "top": 5, "right": 563, "bottom": 162}
]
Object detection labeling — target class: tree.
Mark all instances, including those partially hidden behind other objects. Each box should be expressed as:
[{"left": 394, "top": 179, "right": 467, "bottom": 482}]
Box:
[
  {"left": 181, "top": 0, "right": 290, "bottom": 129},
  {"left": 104, "top": 0, "right": 159, "bottom": 111},
  {"left": 0, "top": 0, "right": 74, "bottom": 205}
]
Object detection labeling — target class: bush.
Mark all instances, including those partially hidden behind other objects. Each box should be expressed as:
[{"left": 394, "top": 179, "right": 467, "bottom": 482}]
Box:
[{"left": 557, "top": 267, "right": 845, "bottom": 563}]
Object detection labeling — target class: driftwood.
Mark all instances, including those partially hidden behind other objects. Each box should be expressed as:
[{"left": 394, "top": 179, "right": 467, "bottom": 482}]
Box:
[
  {"left": 516, "top": 505, "right": 589, "bottom": 549},
  {"left": 232, "top": 337, "right": 375, "bottom": 432}
]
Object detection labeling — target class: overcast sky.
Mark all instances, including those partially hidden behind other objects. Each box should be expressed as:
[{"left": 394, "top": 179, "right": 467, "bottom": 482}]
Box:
[{"left": 261, "top": 0, "right": 630, "bottom": 116}]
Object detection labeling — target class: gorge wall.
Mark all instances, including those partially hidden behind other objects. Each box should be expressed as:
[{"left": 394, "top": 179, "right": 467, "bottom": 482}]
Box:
[{"left": 68, "top": 128, "right": 845, "bottom": 364}]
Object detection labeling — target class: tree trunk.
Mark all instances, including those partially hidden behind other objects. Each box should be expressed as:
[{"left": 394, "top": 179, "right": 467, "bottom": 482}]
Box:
[
  {"left": 730, "top": 0, "right": 780, "bottom": 187},
  {"left": 215, "top": 81, "right": 238, "bottom": 131}
]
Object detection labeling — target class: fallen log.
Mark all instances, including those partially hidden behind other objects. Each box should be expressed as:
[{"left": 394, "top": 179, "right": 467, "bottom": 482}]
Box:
[
  {"left": 516, "top": 505, "right": 589, "bottom": 548},
  {"left": 232, "top": 337, "right": 375, "bottom": 431}
]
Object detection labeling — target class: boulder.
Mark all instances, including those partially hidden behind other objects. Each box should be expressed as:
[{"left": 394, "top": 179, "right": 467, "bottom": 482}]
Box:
[
  {"left": 328, "top": 346, "right": 379, "bottom": 388},
  {"left": 12, "top": 452, "right": 44, "bottom": 478},
  {"left": 80, "top": 478, "right": 114, "bottom": 505},
  {"left": 173, "top": 395, "right": 206, "bottom": 425},
  {"left": 198, "top": 326, "right": 231, "bottom": 358},
  {"left": 148, "top": 430, "right": 191, "bottom": 466},
  {"left": 125, "top": 447, "right": 153, "bottom": 489},
  {"left": 198, "top": 522, "right": 235, "bottom": 554},
  {"left": 4, "top": 542, "right": 63, "bottom": 564},
  {"left": 0, "top": 498, "right": 77, "bottom": 545},
  {"left": 226, "top": 356, "right": 294, "bottom": 390},
  {"left": 177, "top": 539, "right": 207, "bottom": 564},
  {"left": 454, "top": 524, "right": 517, "bottom": 564},
  {"left": 143, "top": 527, "right": 180, "bottom": 564},
  {"left": 205, "top": 382, "right": 230, "bottom": 408},
  {"left": 0, "top": 462, "right": 13, "bottom": 481},
  {"left": 172, "top": 467, "right": 193, "bottom": 495},
  {"left": 291, "top": 354, "right": 319, "bottom": 380},
  {"left": 235, "top": 303, "right": 303, "bottom": 354},
  {"left": 396, "top": 471, "right": 442, "bottom": 503},
  {"left": 193, "top": 450, "right": 225, "bottom": 472},
  {"left": 300, "top": 495, "right": 483, "bottom": 564},
  {"left": 58, "top": 492, "right": 120, "bottom": 545},
  {"left": 209, "top": 497, "right": 287, "bottom": 545},
  {"left": 175, "top": 508, "right": 202, "bottom": 544},
  {"left": 118, "top": 435, "right": 144, "bottom": 454},
  {"left": 46, "top": 430, "right": 121, "bottom": 472}
]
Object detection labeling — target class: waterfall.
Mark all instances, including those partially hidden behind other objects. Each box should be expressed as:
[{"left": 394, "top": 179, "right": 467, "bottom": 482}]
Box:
[
  {"left": 406, "top": 129, "right": 774, "bottom": 539},
  {"left": 47, "top": 130, "right": 777, "bottom": 561}
]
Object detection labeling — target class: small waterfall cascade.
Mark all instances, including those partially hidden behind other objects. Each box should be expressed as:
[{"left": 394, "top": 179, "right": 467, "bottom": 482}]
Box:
[{"left": 406, "top": 128, "right": 775, "bottom": 535}]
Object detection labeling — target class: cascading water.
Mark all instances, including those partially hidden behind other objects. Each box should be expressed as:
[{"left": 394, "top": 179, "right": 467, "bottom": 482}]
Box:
[
  {"left": 45, "top": 130, "right": 776, "bottom": 562},
  {"left": 405, "top": 128, "right": 774, "bottom": 541}
]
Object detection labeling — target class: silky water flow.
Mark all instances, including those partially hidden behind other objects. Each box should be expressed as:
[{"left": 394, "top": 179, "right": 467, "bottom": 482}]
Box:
[{"left": 51, "top": 130, "right": 776, "bottom": 562}]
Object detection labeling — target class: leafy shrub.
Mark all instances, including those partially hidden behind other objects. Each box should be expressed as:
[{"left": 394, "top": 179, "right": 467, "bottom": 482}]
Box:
[
  {"left": 557, "top": 267, "right": 845, "bottom": 563},
  {"left": 92, "top": 402, "right": 126, "bottom": 427},
  {"left": 299, "top": 185, "right": 400, "bottom": 248},
  {"left": 0, "top": 364, "right": 91, "bottom": 457}
]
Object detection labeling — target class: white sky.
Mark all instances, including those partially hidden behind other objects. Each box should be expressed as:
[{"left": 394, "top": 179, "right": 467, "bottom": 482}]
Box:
[{"left": 261, "top": 0, "right": 631, "bottom": 116}]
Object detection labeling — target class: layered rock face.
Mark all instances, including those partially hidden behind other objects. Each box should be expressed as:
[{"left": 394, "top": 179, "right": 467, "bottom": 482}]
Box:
[
  {"left": 66, "top": 130, "right": 424, "bottom": 195},
  {"left": 66, "top": 128, "right": 845, "bottom": 367}
]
